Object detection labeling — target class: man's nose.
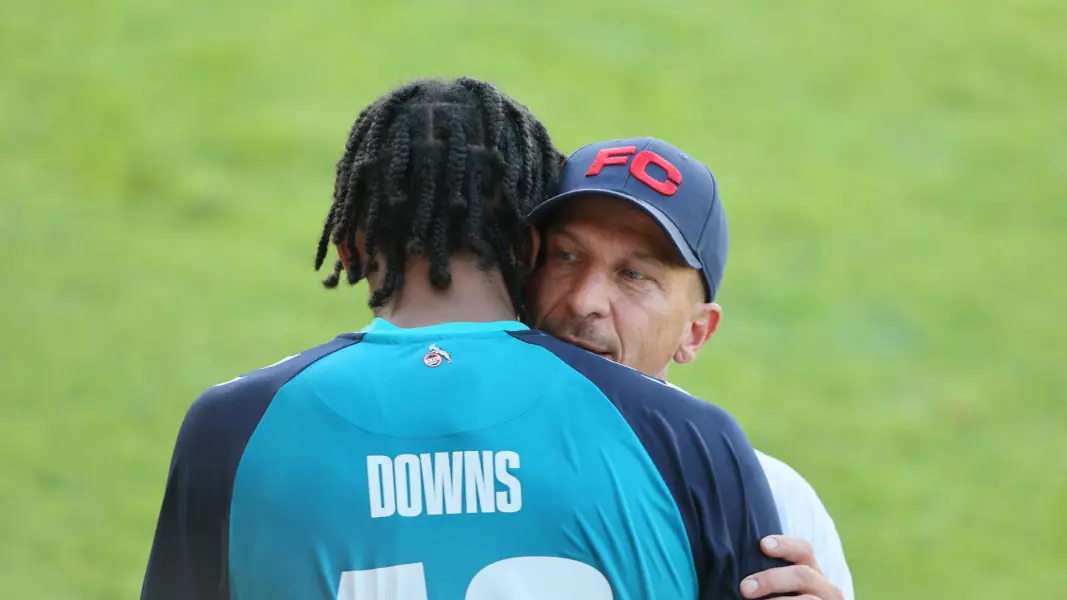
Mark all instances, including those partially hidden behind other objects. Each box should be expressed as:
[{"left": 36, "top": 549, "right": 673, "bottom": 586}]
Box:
[{"left": 566, "top": 270, "right": 612, "bottom": 319}]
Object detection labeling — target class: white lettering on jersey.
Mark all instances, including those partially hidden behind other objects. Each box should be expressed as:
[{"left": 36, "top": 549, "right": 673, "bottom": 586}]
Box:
[
  {"left": 420, "top": 452, "right": 463, "bottom": 515},
  {"left": 367, "top": 456, "right": 396, "bottom": 518},
  {"left": 367, "top": 451, "right": 522, "bottom": 518},
  {"left": 494, "top": 451, "right": 521, "bottom": 513},
  {"left": 464, "top": 451, "right": 494, "bottom": 513},
  {"left": 337, "top": 557, "right": 613, "bottom": 600}
]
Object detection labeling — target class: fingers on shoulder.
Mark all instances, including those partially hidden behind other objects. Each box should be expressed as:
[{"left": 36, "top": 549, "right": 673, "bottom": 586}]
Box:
[
  {"left": 742, "top": 564, "right": 828, "bottom": 599},
  {"left": 762, "top": 535, "right": 816, "bottom": 564}
]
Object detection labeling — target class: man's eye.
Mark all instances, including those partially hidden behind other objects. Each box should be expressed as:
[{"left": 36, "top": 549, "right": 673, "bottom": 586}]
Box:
[
  {"left": 556, "top": 250, "right": 577, "bottom": 262},
  {"left": 621, "top": 268, "right": 645, "bottom": 281}
]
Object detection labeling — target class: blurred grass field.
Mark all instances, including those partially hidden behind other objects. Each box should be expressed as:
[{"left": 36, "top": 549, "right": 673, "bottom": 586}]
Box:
[{"left": 2, "top": 0, "right": 1065, "bottom": 598}]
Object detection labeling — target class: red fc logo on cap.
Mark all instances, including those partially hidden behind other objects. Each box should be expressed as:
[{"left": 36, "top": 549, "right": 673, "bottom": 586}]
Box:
[{"left": 585, "top": 146, "right": 683, "bottom": 196}]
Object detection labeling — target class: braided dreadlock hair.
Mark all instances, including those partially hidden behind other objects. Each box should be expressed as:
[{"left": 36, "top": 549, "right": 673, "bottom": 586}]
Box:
[{"left": 314, "top": 77, "right": 564, "bottom": 318}]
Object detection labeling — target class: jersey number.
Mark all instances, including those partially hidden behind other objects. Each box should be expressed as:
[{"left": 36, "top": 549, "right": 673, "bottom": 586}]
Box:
[{"left": 336, "top": 556, "right": 613, "bottom": 599}]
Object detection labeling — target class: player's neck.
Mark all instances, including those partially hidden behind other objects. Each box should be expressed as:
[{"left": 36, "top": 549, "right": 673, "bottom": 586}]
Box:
[{"left": 371, "top": 256, "right": 517, "bottom": 328}]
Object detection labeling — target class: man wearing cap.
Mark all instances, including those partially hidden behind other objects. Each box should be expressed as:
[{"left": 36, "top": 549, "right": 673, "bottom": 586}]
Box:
[{"left": 525, "top": 138, "right": 854, "bottom": 600}]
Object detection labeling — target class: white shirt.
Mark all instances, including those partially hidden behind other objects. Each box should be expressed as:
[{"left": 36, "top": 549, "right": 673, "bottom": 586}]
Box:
[
  {"left": 754, "top": 450, "right": 855, "bottom": 600},
  {"left": 666, "top": 383, "right": 854, "bottom": 599}
]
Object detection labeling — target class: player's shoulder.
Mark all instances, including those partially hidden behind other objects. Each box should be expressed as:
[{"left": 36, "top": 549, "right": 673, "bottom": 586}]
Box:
[
  {"left": 508, "top": 330, "right": 740, "bottom": 431},
  {"left": 179, "top": 333, "right": 365, "bottom": 441},
  {"left": 666, "top": 380, "right": 830, "bottom": 511}
]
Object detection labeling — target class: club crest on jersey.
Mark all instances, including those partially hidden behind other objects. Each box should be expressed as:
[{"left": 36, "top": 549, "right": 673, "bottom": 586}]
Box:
[{"left": 423, "top": 344, "right": 452, "bottom": 368}]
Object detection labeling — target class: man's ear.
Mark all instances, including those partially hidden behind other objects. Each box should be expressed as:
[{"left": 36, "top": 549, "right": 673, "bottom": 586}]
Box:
[
  {"left": 673, "top": 303, "right": 722, "bottom": 364},
  {"left": 521, "top": 225, "right": 542, "bottom": 270}
]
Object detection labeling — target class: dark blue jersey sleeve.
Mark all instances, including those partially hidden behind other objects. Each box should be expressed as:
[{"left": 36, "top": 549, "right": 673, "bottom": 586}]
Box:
[
  {"left": 139, "top": 384, "right": 248, "bottom": 600},
  {"left": 140, "top": 335, "right": 362, "bottom": 600},
  {"left": 510, "top": 331, "right": 789, "bottom": 600}
]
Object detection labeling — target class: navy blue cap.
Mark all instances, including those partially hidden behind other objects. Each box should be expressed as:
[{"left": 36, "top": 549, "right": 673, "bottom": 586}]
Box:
[{"left": 527, "top": 137, "right": 728, "bottom": 301}]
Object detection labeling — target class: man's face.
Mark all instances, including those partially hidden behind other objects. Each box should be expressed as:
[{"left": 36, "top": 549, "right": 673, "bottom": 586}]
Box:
[{"left": 527, "top": 195, "right": 721, "bottom": 379}]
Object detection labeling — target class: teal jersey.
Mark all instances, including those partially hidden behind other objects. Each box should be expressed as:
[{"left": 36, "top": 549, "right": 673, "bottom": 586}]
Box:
[{"left": 141, "top": 320, "right": 786, "bottom": 600}]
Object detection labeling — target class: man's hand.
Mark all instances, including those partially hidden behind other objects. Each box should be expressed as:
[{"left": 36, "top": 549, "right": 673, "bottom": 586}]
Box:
[{"left": 740, "top": 535, "right": 846, "bottom": 600}]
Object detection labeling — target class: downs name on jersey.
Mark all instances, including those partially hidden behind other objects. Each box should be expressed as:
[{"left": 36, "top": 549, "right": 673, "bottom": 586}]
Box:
[{"left": 367, "top": 450, "right": 522, "bottom": 518}]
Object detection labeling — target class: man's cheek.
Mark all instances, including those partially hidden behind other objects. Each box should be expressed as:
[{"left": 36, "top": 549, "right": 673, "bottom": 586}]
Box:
[
  {"left": 533, "top": 271, "right": 569, "bottom": 308},
  {"left": 526, "top": 289, "right": 556, "bottom": 326},
  {"left": 526, "top": 273, "right": 550, "bottom": 307},
  {"left": 540, "top": 266, "right": 571, "bottom": 285}
]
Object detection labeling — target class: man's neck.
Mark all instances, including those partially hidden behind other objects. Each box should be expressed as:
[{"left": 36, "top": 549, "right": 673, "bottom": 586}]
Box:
[{"left": 371, "top": 257, "right": 517, "bottom": 329}]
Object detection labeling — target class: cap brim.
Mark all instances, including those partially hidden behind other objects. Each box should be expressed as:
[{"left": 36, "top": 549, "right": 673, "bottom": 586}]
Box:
[{"left": 525, "top": 189, "right": 702, "bottom": 269}]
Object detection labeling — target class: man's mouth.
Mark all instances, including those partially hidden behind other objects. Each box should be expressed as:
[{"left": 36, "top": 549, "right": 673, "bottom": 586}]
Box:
[{"left": 560, "top": 336, "right": 613, "bottom": 359}]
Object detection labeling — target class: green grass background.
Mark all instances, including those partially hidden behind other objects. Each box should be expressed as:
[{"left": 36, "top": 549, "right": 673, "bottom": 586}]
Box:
[{"left": 2, "top": 0, "right": 1064, "bottom": 598}]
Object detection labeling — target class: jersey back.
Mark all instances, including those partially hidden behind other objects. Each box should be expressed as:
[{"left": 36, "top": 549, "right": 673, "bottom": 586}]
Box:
[{"left": 140, "top": 320, "right": 785, "bottom": 600}]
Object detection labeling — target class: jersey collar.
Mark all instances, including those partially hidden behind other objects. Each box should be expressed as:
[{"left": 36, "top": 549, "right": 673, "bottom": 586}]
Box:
[{"left": 359, "top": 318, "right": 529, "bottom": 335}]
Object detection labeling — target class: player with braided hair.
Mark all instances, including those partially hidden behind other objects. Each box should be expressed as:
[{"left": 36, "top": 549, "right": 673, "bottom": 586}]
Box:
[
  {"left": 313, "top": 76, "right": 560, "bottom": 320},
  {"left": 140, "top": 77, "right": 786, "bottom": 600}
]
